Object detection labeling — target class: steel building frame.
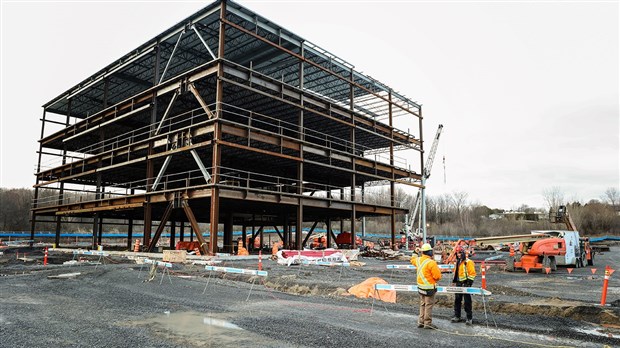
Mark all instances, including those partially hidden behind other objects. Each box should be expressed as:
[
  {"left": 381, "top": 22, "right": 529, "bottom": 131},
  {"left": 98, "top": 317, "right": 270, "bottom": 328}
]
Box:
[{"left": 31, "top": 0, "right": 424, "bottom": 254}]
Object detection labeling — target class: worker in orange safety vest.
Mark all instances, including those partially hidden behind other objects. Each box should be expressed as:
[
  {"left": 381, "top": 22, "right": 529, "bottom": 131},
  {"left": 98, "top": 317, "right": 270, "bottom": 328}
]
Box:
[
  {"left": 411, "top": 243, "right": 442, "bottom": 329},
  {"left": 451, "top": 246, "right": 476, "bottom": 325}
]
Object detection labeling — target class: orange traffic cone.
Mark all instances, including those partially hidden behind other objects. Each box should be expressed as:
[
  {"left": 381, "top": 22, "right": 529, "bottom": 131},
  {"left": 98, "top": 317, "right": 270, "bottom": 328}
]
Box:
[
  {"left": 258, "top": 250, "right": 263, "bottom": 271},
  {"left": 133, "top": 239, "right": 140, "bottom": 253},
  {"left": 601, "top": 265, "right": 614, "bottom": 306},
  {"left": 481, "top": 261, "right": 487, "bottom": 289}
]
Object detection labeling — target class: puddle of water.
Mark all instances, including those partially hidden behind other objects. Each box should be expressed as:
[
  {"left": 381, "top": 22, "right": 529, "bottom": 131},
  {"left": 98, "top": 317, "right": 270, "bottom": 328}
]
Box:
[
  {"left": 203, "top": 317, "right": 242, "bottom": 330},
  {"left": 125, "top": 311, "right": 280, "bottom": 347}
]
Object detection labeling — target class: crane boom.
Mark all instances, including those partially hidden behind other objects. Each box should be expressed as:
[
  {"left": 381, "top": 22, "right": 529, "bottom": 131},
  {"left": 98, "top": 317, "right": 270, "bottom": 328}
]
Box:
[
  {"left": 424, "top": 124, "right": 443, "bottom": 178},
  {"left": 404, "top": 124, "right": 444, "bottom": 239}
]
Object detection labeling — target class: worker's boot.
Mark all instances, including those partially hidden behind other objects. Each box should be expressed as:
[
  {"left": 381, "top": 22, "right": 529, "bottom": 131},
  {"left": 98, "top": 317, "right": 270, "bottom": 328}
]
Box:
[
  {"left": 465, "top": 319, "right": 473, "bottom": 326},
  {"left": 450, "top": 317, "right": 463, "bottom": 323}
]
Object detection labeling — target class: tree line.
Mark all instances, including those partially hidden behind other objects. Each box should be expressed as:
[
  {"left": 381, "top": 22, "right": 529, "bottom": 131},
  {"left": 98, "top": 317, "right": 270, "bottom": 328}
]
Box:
[{"left": 1, "top": 186, "right": 619, "bottom": 236}]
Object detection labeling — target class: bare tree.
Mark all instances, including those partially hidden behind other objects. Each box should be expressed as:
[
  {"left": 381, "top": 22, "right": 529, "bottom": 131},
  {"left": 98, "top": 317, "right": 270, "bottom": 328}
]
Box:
[
  {"left": 542, "top": 186, "right": 565, "bottom": 211},
  {"left": 450, "top": 191, "right": 469, "bottom": 233},
  {"left": 602, "top": 187, "right": 620, "bottom": 207}
]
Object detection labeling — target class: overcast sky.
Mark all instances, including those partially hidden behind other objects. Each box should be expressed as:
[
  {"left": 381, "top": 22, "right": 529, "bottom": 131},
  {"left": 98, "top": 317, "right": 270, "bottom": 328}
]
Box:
[{"left": 1, "top": 0, "right": 618, "bottom": 210}]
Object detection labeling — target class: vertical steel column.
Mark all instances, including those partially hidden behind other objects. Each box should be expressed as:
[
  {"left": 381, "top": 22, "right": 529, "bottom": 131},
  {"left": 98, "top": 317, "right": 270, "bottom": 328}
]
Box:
[
  {"left": 242, "top": 224, "right": 247, "bottom": 249},
  {"left": 250, "top": 215, "right": 255, "bottom": 251},
  {"left": 54, "top": 99, "right": 72, "bottom": 247},
  {"left": 97, "top": 216, "right": 103, "bottom": 246},
  {"left": 30, "top": 108, "right": 48, "bottom": 243},
  {"left": 144, "top": 41, "right": 161, "bottom": 248},
  {"left": 361, "top": 186, "right": 366, "bottom": 237},
  {"left": 389, "top": 90, "right": 396, "bottom": 250},
  {"left": 127, "top": 216, "right": 134, "bottom": 250},
  {"left": 180, "top": 221, "right": 185, "bottom": 241},
  {"left": 126, "top": 190, "right": 135, "bottom": 249},
  {"left": 224, "top": 214, "right": 233, "bottom": 253},
  {"left": 92, "top": 155, "right": 103, "bottom": 248},
  {"left": 349, "top": 67, "right": 356, "bottom": 248},
  {"left": 210, "top": 1, "right": 226, "bottom": 255},
  {"left": 326, "top": 218, "right": 332, "bottom": 248},
  {"left": 295, "top": 43, "right": 305, "bottom": 250},
  {"left": 283, "top": 216, "right": 289, "bottom": 249},
  {"left": 259, "top": 223, "right": 264, "bottom": 251},
  {"left": 170, "top": 219, "right": 176, "bottom": 249}
]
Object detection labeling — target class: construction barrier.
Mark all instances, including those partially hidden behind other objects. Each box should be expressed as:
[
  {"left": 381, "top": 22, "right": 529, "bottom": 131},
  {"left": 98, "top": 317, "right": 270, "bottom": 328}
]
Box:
[
  {"left": 143, "top": 258, "right": 173, "bottom": 268},
  {"left": 205, "top": 266, "right": 268, "bottom": 277},
  {"left": 374, "top": 283, "right": 492, "bottom": 296},
  {"left": 72, "top": 250, "right": 108, "bottom": 256},
  {"left": 203, "top": 266, "right": 267, "bottom": 300},
  {"left": 386, "top": 264, "right": 455, "bottom": 271},
  {"left": 302, "top": 260, "right": 350, "bottom": 267},
  {"left": 192, "top": 260, "right": 221, "bottom": 266}
]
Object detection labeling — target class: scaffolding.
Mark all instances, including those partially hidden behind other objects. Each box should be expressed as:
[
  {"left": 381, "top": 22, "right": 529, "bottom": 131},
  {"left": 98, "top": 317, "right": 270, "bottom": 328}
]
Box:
[{"left": 31, "top": 0, "right": 424, "bottom": 254}]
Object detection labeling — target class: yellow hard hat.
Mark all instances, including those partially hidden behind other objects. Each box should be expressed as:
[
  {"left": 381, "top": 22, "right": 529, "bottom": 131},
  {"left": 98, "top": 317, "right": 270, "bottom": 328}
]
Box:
[{"left": 421, "top": 243, "right": 433, "bottom": 252}]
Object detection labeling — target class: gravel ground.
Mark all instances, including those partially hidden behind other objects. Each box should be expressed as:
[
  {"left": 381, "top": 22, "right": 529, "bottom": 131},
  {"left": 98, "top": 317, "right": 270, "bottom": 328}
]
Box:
[{"left": 0, "top": 246, "right": 618, "bottom": 348}]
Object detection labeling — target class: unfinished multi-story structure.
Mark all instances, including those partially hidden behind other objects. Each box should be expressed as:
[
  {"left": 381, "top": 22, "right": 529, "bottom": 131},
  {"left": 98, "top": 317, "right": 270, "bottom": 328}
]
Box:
[{"left": 31, "top": 0, "right": 423, "bottom": 254}]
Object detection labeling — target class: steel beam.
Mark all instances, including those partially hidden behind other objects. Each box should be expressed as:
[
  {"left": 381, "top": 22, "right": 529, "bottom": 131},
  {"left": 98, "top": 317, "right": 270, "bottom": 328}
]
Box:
[
  {"left": 190, "top": 149, "right": 212, "bottom": 184},
  {"left": 182, "top": 200, "right": 209, "bottom": 255},
  {"left": 273, "top": 225, "right": 284, "bottom": 241},
  {"left": 127, "top": 217, "right": 134, "bottom": 250},
  {"left": 155, "top": 90, "right": 179, "bottom": 135},
  {"left": 222, "top": 18, "right": 419, "bottom": 118},
  {"left": 283, "top": 218, "right": 289, "bottom": 248},
  {"left": 180, "top": 221, "right": 185, "bottom": 241},
  {"left": 170, "top": 220, "right": 176, "bottom": 249},
  {"left": 152, "top": 155, "right": 172, "bottom": 191},
  {"left": 224, "top": 214, "right": 233, "bottom": 253},
  {"left": 301, "top": 221, "right": 318, "bottom": 248},
  {"left": 147, "top": 201, "right": 174, "bottom": 252},
  {"left": 191, "top": 25, "right": 217, "bottom": 60},
  {"left": 188, "top": 83, "right": 215, "bottom": 119},
  {"left": 242, "top": 224, "right": 247, "bottom": 249},
  {"left": 159, "top": 30, "right": 185, "bottom": 84}
]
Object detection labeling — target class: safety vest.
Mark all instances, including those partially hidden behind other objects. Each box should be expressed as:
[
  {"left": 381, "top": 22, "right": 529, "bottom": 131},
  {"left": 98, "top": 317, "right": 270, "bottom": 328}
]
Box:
[
  {"left": 455, "top": 258, "right": 476, "bottom": 282},
  {"left": 416, "top": 256, "right": 438, "bottom": 290}
]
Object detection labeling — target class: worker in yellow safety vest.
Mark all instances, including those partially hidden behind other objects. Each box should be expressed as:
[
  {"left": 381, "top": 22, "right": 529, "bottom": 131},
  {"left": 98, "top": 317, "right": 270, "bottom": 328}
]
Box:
[
  {"left": 451, "top": 246, "right": 476, "bottom": 325},
  {"left": 410, "top": 243, "right": 442, "bottom": 329}
]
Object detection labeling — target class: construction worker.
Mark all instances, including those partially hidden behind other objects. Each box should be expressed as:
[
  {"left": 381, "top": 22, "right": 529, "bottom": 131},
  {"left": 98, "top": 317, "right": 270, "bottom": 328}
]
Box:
[
  {"left": 451, "top": 246, "right": 476, "bottom": 325},
  {"left": 411, "top": 243, "right": 442, "bottom": 329}
]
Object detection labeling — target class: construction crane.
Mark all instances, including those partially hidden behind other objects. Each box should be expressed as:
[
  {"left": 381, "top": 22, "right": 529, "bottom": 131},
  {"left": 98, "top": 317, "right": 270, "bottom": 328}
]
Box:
[{"left": 403, "top": 124, "right": 443, "bottom": 245}]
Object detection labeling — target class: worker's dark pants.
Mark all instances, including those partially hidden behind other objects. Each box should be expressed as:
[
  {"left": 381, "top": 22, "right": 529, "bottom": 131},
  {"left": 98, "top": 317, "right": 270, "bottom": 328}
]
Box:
[{"left": 454, "top": 282, "right": 472, "bottom": 320}]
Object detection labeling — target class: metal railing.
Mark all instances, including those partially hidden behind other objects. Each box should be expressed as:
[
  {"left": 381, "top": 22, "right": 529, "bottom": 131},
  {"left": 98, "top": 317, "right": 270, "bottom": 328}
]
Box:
[{"left": 33, "top": 164, "right": 398, "bottom": 209}]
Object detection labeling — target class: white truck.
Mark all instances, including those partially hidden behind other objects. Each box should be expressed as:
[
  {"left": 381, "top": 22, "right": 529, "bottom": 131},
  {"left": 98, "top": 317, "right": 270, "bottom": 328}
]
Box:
[{"left": 531, "top": 230, "right": 593, "bottom": 267}]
